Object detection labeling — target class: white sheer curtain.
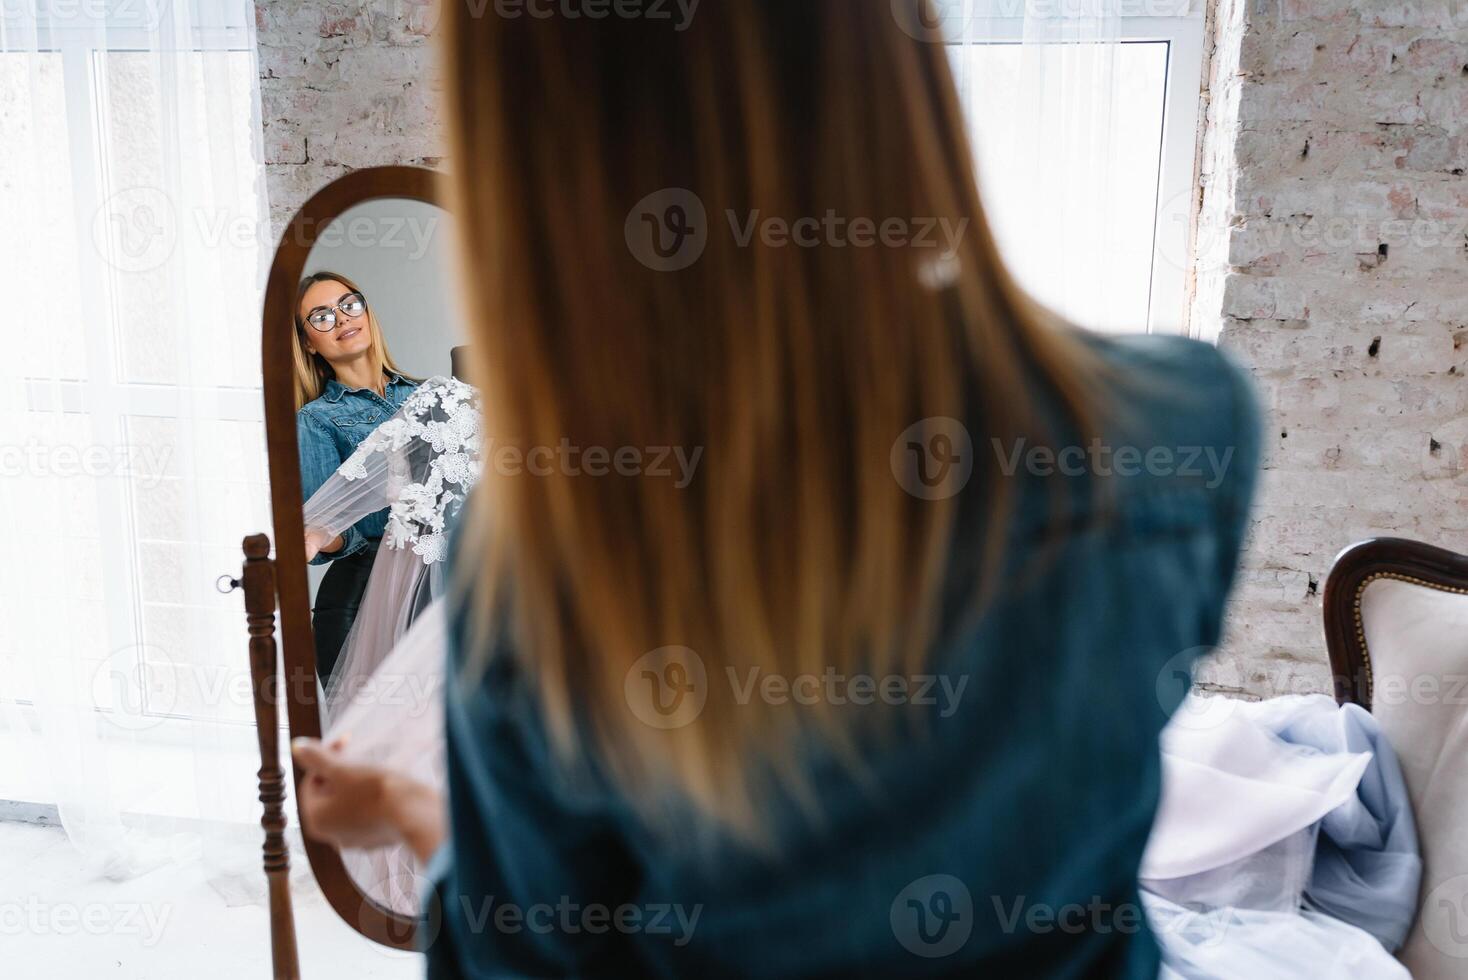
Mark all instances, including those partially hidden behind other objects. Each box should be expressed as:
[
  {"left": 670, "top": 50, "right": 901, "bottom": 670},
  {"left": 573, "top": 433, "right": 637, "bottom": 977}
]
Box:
[
  {"left": 0, "top": 0, "right": 275, "bottom": 899},
  {"left": 935, "top": 0, "right": 1193, "bottom": 333}
]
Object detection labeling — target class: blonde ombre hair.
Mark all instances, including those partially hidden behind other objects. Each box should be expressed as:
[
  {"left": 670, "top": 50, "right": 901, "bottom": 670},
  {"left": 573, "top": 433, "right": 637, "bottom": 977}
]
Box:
[
  {"left": 291, "top": 271, "right": 410, "bottom": 411},
  {"left": 442, "top": 1, "right": 1106, "bottom": 841}
]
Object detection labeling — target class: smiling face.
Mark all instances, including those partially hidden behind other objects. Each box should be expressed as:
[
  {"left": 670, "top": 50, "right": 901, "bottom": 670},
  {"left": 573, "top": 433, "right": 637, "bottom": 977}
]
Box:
[{"left": 298, "top": 279, "right": 373, "bottom": 363}]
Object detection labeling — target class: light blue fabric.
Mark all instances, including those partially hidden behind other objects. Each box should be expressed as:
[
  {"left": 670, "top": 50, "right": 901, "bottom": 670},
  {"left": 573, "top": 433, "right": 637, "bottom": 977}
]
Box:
[{"left": 1264, "top": 700, "right": 1422, "bottom": 951}]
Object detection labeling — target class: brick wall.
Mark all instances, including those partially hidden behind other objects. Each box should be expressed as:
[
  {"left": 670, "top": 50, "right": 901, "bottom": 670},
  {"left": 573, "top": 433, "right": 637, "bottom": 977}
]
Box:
[
  {"left": 254, "top": 0, "right": 1468, "bottom": 697},
  {"left": 255, "top": 0, "right": 445, "bottom": 235},
  {"left": 1192, "top": 0, "right": 1468, "bottom": 697}
]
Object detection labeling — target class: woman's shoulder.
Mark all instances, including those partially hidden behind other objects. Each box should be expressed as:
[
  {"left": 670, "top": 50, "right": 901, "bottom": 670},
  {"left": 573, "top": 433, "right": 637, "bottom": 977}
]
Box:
[
  {"left": 1082, "top": 331, "right": 1261, "bottom": 473},
  {"left": 998, "top": 330, "right": 1265, "bottom": 538},
  {"left": 297, "top": 397, "right": 331, "bottom": 426},
  {"left": 296, "top": 393, "right": 351, "bottom": 434},
  {"left": 1085, "top": 331, "right": 1252, "bottom": 404}
]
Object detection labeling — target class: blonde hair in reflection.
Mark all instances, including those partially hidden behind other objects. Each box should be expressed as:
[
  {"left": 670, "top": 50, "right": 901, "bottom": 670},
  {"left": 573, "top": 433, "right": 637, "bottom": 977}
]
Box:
[
  {"left": 441, "top": 1, "right": 1107, "bottom": 844},
  {"left": 291, "top": 271, "right": 410, "bottom": 411}
]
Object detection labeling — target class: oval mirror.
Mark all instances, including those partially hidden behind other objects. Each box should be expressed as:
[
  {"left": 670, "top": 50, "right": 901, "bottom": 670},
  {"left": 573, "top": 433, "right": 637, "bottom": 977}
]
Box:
[{"left": 260, "top": 165, "right": 461, "bottom": 949}]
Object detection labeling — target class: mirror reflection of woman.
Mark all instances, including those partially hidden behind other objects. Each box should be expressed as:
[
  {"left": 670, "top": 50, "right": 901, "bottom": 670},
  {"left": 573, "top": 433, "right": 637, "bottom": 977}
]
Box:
[
  {"left": 293, "top": 271, "right": 420, "bottom": 681},
  {"left": 293, "top": 4, "right": 1261, "bottom": 975}
]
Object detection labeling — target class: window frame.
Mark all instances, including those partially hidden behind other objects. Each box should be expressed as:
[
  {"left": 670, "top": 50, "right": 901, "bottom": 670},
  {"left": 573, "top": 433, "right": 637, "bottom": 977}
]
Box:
[
  {"left": 945, "top": 12, "right": 1207, "bottom": 334},
  {"left": 2, "top": 10, "right": 264, "bottom": 748}
]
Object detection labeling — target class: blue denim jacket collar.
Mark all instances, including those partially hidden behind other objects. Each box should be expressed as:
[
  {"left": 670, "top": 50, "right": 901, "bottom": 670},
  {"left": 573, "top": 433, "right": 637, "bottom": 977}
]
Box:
[{"left": 321, "top": 369, "right": 411, "bottom": 404}]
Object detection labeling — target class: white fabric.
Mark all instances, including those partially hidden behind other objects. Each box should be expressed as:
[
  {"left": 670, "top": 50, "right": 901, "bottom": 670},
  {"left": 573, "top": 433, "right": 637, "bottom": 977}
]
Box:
[
  {"left": 0, "top": 0, "right": 273, "bottom": 901},
  {"left": 303, "top": 377, "right": 479, "bottom": 914},
  {"left": 1141, "top": 700, "right": 1371, "bottom": 883},
  {"left": 1359, "top": 577, "right": 1468, "bottom": 978},
  {"left": 328, "top": 598, "right": 449, "bottom": 917},
  {"left": 1141, "top": 694, "right": 1410, "bottom": 979},
  {"left": 1147, "top": 892, "right": 1410, "bottom": 980},
  {"left": 304, "top": 376, "right": 479, "bottom": 721}
]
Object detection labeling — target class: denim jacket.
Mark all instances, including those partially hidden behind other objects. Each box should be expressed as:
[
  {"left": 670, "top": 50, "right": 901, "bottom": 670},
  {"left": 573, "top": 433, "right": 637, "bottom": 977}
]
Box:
[
  {"left": 296, "top": 371, "right": 419, "bottom": 565},
  {"left": 423, "top": 333, "right": 1263, "bottom": 979}
]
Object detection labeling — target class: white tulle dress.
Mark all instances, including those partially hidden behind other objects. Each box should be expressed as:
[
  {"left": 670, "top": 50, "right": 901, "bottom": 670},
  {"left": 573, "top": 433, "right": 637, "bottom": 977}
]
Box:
[{"left": 301, "top": 376, "right": 480, "bottom": 915}]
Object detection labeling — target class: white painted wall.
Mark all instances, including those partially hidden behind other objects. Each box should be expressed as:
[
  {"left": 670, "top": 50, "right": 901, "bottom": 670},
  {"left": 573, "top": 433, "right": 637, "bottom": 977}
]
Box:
[{"left": 304, "top": 196, "right": 463, "bottom": 382}]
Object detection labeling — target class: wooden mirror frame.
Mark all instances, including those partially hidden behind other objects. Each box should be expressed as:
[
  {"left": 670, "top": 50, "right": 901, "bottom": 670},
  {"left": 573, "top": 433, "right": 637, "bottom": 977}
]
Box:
[{"left": 261, "top": 165, "right": 449, "bottom": 949}]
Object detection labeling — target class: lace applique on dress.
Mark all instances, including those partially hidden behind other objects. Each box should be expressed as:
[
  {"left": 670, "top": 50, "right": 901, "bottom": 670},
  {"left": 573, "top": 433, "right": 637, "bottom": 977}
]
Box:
[{"left": 335, "top": 376, "right": 481, "bottom": 565}]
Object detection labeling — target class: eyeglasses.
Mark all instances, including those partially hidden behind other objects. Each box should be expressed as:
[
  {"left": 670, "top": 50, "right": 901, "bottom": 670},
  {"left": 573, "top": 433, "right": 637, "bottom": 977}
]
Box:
[{"left": 303, "top": 292, "right": 366, "bottom": 332}]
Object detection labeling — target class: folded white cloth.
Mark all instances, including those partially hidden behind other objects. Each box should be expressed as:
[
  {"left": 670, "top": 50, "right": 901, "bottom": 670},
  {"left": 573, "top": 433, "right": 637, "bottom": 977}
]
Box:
[
  {"left": 1141, "top": 700, "right": 1371, "bottom": 884},
  {"left": 1146, "top": 892, "right": 1409, "bottom": 980},
  {"left": 1140, "top": 694, "right": 1419, "bottom": 980}
]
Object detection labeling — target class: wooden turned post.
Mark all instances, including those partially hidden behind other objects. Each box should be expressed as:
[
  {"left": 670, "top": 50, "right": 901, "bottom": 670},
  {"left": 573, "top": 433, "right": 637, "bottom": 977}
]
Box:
[{"left": 241, "top": 533, "right": 302, "bottom": 980}]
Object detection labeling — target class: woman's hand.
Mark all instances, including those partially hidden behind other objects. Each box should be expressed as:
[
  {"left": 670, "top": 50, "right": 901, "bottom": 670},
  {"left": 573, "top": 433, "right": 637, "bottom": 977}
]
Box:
[
  {"left": 292, "top": 736, "right": 447, "bottom": 864},
  {"left": 303, "top": 527, "right": 343, "bottom": 562}
]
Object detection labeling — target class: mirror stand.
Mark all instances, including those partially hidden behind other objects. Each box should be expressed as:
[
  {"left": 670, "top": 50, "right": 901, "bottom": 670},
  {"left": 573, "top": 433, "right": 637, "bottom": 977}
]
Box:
[{"left": 227, "top": 534, "right": 301, "bottom": 980}]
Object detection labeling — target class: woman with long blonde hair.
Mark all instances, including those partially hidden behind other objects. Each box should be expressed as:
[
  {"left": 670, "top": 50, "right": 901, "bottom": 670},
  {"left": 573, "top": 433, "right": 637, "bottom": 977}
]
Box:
[
  {"left": 293, "top": 270, "right": 418, "bottom": 680},
  {"left": 293, "top": 3, "right": 1260, "bottom": 975}
]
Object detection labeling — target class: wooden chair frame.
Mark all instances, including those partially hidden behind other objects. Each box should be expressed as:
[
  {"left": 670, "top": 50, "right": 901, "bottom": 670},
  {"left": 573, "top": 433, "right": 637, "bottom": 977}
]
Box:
[{"left": 1323, "top": 536, "right": 1468, "bottom": 709}]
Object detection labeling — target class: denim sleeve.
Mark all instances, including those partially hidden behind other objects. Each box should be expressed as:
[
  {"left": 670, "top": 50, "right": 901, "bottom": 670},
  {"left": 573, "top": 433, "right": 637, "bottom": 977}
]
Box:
[
  {"left": 296, "top": 410, "right": 368, "bottom": 565},
  {"left": 422, "top": 530, "right": 640, "bottom": 977},
  {"left": 422, "top": 670, "right": 642, "bottom": 977}
]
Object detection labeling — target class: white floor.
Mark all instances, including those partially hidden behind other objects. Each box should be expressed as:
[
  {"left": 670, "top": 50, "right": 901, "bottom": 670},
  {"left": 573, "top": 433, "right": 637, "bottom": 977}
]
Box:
[{"left": 0, "top": 820, "right": 422, "bottom": 979}]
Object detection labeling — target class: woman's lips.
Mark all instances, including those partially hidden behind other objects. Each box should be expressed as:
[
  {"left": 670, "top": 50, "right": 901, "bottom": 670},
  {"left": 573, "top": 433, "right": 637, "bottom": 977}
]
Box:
[{"left": 338, "top": 327, "right": 362, "bottom": 341}]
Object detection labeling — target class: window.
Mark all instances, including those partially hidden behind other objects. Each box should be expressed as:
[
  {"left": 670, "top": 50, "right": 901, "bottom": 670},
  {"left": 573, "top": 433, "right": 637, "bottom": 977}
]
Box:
[
  {"left": 0, "top": 7, "right": 268, "bottom": 769},
  {"left": 947, "top": 13, "right": 1206, "bottom": 333}
]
